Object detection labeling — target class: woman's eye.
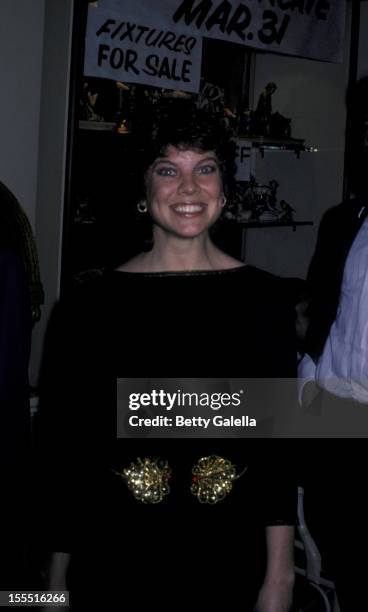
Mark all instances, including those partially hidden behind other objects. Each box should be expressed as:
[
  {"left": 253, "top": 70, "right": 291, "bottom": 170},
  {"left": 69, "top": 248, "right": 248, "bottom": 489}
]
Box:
[
  {"left": 198, "top": 164, "right": 217, "bottom": 175},
  {"left": 156, "top": 167, "right": 177, "bottom": 177}
]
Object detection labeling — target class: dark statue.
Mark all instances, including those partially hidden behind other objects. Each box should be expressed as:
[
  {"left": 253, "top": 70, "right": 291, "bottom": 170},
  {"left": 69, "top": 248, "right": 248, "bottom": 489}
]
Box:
[{"left": 238, "top": 82, "right": 292, "bottom": 138}]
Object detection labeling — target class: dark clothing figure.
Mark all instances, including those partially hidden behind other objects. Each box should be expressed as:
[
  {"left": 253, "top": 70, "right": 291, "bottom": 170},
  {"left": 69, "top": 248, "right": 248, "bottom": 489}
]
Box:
[
  {"left": 305, "top": 198, "right": 368, "bottom": 361},
  {"left": 36, "top": 266, "right": 297, "bottom": 610},
  {"left": 0, "top": 247, "right": 31, "bottom": 589},
  {"left": 0, "top": 181, "right": 44, "bottom": 325},
  {"left": 0, "top": 248, "right": 31, "bottom": 457},
  {"left": 302, "top": 198, "right": 368, "bottom": 611},
  {"left": 0, "top": 182, "right": 40, "bottom": 589}
]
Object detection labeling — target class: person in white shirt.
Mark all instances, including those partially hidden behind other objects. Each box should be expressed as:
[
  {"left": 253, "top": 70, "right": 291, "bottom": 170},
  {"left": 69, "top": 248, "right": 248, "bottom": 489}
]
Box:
[
  {"left": 297, "top": 78, "right": 368, "bottom": 612},
  {"left": 299, "top": 214, "right": 368, "bottom": 434},
  {"left": 297, "top": 213, "right": 368, "bottom": 611}
]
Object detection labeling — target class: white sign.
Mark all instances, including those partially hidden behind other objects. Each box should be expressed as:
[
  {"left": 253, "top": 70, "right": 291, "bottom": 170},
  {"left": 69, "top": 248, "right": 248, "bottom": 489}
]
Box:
[
  {"left": 99, "top": 0, "right": 346, "bottom": 63},
  {"left": 85, "top": 6, "right": 202, "bottom": 92},
  {"left": 235, "top": 140, "right": 255, "bottom": 181}
]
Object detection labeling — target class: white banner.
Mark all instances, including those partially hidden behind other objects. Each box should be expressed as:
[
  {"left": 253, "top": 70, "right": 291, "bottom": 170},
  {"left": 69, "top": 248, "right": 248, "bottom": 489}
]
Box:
[
  {"left": 99, "top": 0, "right": 346, "bottom": 63},
  {"left": 85, "top": 5, "right": 202, "bottom": 92}
]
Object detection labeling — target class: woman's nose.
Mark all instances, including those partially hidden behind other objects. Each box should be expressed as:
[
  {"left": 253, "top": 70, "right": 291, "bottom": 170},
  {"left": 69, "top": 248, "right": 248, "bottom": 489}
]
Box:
[{"left": 178, "top": 171, "right": 199, "bottom": 194}]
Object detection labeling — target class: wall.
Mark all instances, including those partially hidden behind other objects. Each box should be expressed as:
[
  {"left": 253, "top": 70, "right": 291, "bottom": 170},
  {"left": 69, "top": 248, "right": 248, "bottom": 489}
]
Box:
[
  {"left": 29, "top": 0, "right": 74, "bottom": 386},
  {"left": 244, "top": 3, "right": 353, "bottom": 279},
  {"left": 0, "top": 1, "right": 73, "bottom": 385},
  {"left": 0, "top": 0, "right": 45, "bottom": 228},
  {"left": 358, "top": 0, "right": 368, "bottom": 78}
]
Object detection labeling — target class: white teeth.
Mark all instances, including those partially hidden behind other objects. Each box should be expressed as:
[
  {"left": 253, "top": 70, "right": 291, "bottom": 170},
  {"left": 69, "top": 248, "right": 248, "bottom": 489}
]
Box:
[{"left": 174, "top": 205, "right": 203, "bottom": 213}]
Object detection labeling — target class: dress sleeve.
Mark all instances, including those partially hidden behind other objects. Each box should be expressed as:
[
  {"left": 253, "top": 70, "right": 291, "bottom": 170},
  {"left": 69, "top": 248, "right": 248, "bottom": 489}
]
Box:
[
  {"left": 263, "top": 479, "right": 297, "bottom": 526},
  {"left": 249, "top": 269, "right": 298, "bottom": 378},
  {"left": 274, "top": 281, "right": 298, "bottom": 378}
]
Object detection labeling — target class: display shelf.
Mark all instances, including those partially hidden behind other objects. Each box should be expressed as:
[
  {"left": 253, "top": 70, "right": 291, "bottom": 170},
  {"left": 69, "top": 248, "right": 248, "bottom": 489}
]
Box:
[
  {"left": 226, "top": 220, "right": 313, "bottom": 232},
  {"left": 237, "top": 135, "right": 317, "bottom": 158},
  {"left": 78, "top": 120, "right": 132, "bottom": 135},
  {"left": 78, "top": 124, "right": 315, "bottom": 157},
  {"left": 79, "top": 120, "right": 117, "bottom": 131},
  {"left": 239, "top": 220, "right": 312, "bottom": 228}
]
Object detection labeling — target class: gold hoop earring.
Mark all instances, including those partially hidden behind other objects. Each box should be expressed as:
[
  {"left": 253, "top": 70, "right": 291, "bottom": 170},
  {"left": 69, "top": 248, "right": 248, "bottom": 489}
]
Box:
[{"left": 137, "top": 200, "right": 148, "bottom": 214}]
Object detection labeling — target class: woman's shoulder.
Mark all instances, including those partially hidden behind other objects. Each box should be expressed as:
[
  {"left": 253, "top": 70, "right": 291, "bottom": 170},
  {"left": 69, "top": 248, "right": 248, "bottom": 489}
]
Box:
[
  {"left": 241, "top": 266, "right": 298, "bottom": 327},
  {"left": 115, "top": 253, "right": 149, "bottom": 272},
  {"left": 52, "top": 270, "right": 116, "bottom": 329},
  {"left": 241, "top": 264, "right": 287, "bottom": 290},
  {"left": 64, "top": 267, "right": 127, "bottom": 298}
]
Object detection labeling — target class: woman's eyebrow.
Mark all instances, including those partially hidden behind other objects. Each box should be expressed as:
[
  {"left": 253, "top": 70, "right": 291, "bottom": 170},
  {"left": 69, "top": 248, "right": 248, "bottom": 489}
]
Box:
[
  {"left": 151, "top": 155, "right": 219, "bottom": 169},
  {"left": 151, "top": 158, "right": 177, "bottom": 168},
  {"left": 195, "top": 156, "right": 219, "bottom": 164}
]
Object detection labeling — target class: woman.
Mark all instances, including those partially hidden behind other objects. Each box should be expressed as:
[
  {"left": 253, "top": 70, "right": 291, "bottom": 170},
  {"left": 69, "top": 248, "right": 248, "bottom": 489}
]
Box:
[{"left": 36, "top": 103, "right": 296, "bottom": 611}]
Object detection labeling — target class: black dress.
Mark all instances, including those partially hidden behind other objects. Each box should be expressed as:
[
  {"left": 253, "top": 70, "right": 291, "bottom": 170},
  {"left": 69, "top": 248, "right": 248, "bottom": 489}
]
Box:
[
  {"left": 0, "top": 248, "right": 31, "bottom": 589},
  {"left": 35, "top": 265, "right": 297, "bottom": 609}
]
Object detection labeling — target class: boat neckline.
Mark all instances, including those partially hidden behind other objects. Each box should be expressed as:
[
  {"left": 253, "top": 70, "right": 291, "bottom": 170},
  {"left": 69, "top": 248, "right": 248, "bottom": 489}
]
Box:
[{"left": 109, "top": 264, "right": 248, "bottom": 277}]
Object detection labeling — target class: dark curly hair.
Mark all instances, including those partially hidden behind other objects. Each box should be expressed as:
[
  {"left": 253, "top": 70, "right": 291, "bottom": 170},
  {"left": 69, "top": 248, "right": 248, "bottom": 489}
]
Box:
[{"left": 132, "top": 100, "right": 237, "bottom": 200}]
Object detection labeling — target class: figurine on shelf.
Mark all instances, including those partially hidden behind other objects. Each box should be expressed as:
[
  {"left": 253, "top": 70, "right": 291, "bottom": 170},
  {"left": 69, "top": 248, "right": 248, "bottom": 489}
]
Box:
[
  {"left": 115, "top": 81, "right": 138, "bottom": 133},
  {"left": 73, "top": 196, "right": 96, "bottom": 225},
  {"left": 255, "top": 189, "right": 279, "bottom": 221},
  {"left": 224, "top": 182, "right": 250, "bottom": 221},
  {"left": 270, "top": 112, "right": 292, "bottom": 139},
  {"left": 80, "top": 78, "right": 120, "bottom": 123},
  {"left": 162, "top": 89, "right": 192, "bottom": 99},
  {"left": 80, "top": 81, "right": 104, "bottom": 122},
  {"left": 196, "top": 79, "right": 225, "bottom": 116},
  {"left": 115, "top": 81, "right": 130, "bottom": 127},
  {"left": 238, "top": 108, "right": 254, "bottom": 136},
  {"left": 117, "top": 119, "right": 130, "bottom": 134},
  {"left": 268, "top": 179, "right": 279, "bottom": 211},
  {"left": 253, "top": 82, "right": 277, "bottom": 136},
  {"left": 242, "top": 176, "right": 279, "bottom": 221},
  {"left": 278, "top": 200, "right": 296, "bottom": 222},
  {"left": 251, "top": 83, "right": 293, "bottom": 139},
  {"left": 224, "top": 106, "right": 238, "bottom": 131}
]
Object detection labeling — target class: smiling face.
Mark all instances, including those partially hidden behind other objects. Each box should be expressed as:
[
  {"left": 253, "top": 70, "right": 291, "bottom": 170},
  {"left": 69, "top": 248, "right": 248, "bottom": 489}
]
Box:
[{"left": 145, "top": 145, "right": 224, "bottom": 239}]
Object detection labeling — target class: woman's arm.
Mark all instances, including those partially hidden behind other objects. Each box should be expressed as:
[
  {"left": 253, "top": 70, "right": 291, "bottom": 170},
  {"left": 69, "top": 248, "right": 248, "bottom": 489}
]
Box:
[
  {"left": 43, "top": 551, "right": 71, "bottom": 590},
  {"left": 40, "top": 552, "right": 71, "bottom": 611},
  {"left": 254, "top": 525, "right": 295, "bottom": 612}
]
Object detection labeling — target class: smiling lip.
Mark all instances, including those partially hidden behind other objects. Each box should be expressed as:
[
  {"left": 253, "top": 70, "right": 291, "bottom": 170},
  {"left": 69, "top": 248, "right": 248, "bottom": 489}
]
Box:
[{"left": 170, "top": 203, "right": 206, "bottom": 217}]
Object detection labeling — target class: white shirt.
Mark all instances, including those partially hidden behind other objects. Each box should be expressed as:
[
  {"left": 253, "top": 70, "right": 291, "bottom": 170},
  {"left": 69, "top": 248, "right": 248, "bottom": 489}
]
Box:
[{"left": 298, "top": 216, "right": 368, "bottom": 404}]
